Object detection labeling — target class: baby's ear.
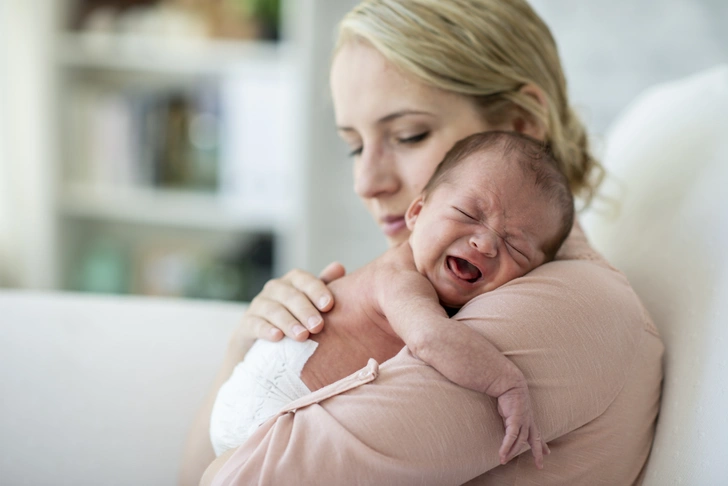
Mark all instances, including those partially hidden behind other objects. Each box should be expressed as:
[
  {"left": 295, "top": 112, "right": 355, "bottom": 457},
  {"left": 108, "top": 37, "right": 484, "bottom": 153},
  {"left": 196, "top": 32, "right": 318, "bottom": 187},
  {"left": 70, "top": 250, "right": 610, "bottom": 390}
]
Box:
[{"left": 405, "top": 195, "right": 425, "bottom": 230}]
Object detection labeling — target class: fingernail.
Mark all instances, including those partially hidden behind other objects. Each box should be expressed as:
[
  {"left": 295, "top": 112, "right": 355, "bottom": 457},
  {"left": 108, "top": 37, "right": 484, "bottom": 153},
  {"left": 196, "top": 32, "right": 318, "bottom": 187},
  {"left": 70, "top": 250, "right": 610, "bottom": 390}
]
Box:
[
  {"left": 293, "top": 324, "right": 307, "bottom": 337},
  {"left": 307, "top": 316, "right": 322, "bottom": 330},
  {"left": 318, "top": 296, "right": 330, "bottom": 309}
]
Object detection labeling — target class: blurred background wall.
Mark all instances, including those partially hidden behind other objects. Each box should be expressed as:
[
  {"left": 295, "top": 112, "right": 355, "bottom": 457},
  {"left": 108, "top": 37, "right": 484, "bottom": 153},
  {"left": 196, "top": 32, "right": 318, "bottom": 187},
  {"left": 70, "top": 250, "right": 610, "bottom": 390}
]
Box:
[
  {"left": 0, "top": 0, "right": 725, "bottom": 303},
  {"left": 531, "top": 0, "right": 728, "bottom": 134}
]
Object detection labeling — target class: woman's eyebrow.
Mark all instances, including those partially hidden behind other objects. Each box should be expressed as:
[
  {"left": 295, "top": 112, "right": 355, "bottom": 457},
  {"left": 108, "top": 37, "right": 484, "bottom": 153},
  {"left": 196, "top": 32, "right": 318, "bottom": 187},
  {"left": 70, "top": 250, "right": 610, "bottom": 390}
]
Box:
[{"left": 337, "top": 110, "right": 435, "bottom": 131}]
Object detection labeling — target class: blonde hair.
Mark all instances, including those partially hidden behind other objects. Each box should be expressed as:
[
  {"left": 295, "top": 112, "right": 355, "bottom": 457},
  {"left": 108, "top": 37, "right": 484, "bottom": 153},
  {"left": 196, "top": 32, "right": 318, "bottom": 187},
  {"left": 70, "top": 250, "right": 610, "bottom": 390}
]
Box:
[{"left": 335, "top": 0, "right": 604, "bottom": 206}]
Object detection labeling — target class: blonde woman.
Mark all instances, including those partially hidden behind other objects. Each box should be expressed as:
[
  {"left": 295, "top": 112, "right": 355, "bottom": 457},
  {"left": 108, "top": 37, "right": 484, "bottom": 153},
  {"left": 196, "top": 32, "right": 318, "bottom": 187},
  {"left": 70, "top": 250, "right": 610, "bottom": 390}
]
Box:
[{"left": 183, "top": 1, "right": 664, "bottom": 484}]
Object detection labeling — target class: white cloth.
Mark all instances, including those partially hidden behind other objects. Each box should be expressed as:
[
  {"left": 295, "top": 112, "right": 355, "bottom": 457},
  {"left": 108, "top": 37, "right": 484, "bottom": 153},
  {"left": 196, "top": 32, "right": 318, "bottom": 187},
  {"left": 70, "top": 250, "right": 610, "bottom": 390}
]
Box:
[{"left": 209, "top": 337, "right": 318, "bottom": 456}]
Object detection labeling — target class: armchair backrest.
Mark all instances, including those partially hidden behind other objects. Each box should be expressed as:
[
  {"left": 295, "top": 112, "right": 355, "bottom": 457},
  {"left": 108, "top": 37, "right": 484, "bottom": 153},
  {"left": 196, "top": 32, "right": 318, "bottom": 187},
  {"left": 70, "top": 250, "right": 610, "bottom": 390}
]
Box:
[{"left": 582, "top": 65, "right": 728, "bottom": 485}]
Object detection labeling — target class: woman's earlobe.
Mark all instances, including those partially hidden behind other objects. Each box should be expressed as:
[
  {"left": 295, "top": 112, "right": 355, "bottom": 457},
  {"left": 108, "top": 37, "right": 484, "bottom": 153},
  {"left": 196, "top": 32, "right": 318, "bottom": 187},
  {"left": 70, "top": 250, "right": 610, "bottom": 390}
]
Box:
[
  {"left": 520, "top": 84, "right": 547, "bottom": 110},
  {"left": 513, "top": 84, "right": 548, "bottom": 141}
]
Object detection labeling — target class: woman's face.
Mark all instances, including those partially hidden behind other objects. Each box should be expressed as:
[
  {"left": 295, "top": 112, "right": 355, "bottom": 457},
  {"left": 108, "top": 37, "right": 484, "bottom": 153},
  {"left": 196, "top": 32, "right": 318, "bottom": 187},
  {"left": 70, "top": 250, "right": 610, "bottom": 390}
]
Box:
[{"left": 330, "top": 41, "right": 501, "bottom": 247}]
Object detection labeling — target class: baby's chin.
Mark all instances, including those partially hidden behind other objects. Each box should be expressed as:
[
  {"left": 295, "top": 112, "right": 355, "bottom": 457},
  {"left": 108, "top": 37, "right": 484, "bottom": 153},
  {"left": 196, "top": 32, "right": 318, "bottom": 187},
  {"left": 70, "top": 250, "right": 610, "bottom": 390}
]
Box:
[{"left": 436, "top": 291, "right": 472, "bottom": 310}]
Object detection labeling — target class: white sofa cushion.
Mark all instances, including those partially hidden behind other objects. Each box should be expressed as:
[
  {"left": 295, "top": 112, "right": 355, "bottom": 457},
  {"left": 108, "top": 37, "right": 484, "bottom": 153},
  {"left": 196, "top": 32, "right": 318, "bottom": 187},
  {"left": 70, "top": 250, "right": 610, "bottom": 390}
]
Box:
[
  {"left": 582, "top": 64, "right": 728, "bottom": 484},
  {"left": 0, "top": 291, "right": 242, "bottom": 486}
]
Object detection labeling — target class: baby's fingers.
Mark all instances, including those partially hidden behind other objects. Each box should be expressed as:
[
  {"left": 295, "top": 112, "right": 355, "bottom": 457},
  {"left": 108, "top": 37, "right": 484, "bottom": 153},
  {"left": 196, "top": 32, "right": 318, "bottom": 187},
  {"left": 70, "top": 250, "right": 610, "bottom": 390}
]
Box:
[
  {"left": 498, "top": 424, "right": 520, "bottom": 465},
  {"left": 501, "top": 425, "right": 531, "bottom": 465},
  {"left": 527, "top": 424, "right": 546, "bottom": 470}
]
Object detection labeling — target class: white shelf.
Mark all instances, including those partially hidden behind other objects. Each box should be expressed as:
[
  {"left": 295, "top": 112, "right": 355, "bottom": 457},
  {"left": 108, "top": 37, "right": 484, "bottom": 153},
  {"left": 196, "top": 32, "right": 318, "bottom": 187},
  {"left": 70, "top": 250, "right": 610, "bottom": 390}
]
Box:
[
  {"left": 56, "top": 32, "right": 284, "bottom": 75},
  {"left": 59, "top": 184, "right": 289, "bottom": 233}
]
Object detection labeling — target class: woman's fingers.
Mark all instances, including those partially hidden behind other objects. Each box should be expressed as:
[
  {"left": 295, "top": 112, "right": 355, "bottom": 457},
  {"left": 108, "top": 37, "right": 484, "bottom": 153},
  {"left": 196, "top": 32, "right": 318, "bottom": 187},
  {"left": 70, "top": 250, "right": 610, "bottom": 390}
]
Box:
[
  {"left": 319, "top": 261, "right": 346, "bottom": 285},
  {"left": 280, "top": 269, "right": 336, "bottom": 314},
  {"left": 246, "top": 315, "right": 284, "bottom": 342},
  {"left": 266, "top": 279, "right": 326, "bottom": 332},
  {"left": 241, "top": 265, "right": 343, "bottom": 344},
  {"left": 251, "top": 296, "right": 311, "bottom": 341},
  {"left": 261, "top": 270, "right": 332, "bottom": 330}
]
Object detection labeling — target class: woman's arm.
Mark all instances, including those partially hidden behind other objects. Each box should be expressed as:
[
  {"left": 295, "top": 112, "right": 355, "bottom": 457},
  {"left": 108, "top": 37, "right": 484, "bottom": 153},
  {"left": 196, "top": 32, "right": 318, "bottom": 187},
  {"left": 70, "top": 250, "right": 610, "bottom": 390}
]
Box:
[
  {"left": 204, "top": 260, "right": 659, "bottom": 485},
  {"left": 178, "top": 263, "right": 345, "bottom": 486}
]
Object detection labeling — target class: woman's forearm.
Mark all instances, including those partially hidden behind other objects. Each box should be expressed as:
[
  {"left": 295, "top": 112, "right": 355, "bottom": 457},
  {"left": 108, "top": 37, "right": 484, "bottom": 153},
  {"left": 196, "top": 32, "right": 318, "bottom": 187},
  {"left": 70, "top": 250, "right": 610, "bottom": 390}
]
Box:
[{"left": 178, "top": 335, "right": 255, "bottom": 486}]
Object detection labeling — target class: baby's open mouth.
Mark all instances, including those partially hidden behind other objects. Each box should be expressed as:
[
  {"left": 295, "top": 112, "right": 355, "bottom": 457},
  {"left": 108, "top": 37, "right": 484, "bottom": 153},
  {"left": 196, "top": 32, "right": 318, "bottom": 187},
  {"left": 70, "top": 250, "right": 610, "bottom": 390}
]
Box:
[{"left": 446, "top": 256, "right": 482, "bottom": 283}]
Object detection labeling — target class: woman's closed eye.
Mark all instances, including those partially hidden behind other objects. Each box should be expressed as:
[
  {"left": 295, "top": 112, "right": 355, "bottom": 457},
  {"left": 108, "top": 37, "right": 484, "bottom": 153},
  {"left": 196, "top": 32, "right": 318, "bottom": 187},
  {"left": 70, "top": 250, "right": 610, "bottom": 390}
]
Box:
[
  {"left": 347, "top": 131, "right": 429, "bottom": 157},
  {"left": 398, "top": 131, "right": 429, "bottom": 144}
]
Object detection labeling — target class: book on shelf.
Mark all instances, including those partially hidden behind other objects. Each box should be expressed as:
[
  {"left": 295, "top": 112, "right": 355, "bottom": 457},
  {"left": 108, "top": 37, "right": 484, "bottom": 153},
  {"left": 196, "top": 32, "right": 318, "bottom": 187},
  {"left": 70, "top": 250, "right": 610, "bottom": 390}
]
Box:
[
  {"left": 68, "top": 0, "right": 281, "bottom": 42},
  {"left": 66, "top": 82, "right": 222, "bottom": 192}
]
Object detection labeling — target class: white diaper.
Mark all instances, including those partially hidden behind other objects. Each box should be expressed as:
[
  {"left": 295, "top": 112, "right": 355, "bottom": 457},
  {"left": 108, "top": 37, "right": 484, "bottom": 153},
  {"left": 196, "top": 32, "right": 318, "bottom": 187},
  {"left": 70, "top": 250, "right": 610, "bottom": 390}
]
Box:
[{"left": 209, "top": 337, "right": 318, "bottom": 456}]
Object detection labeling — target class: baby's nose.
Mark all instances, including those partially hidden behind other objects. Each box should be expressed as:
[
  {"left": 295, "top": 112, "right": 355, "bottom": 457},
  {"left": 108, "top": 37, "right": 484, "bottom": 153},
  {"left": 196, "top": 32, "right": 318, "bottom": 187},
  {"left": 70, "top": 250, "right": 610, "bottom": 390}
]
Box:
[{"left": 470, "top": 232, "right": 498, "bottom": 258}]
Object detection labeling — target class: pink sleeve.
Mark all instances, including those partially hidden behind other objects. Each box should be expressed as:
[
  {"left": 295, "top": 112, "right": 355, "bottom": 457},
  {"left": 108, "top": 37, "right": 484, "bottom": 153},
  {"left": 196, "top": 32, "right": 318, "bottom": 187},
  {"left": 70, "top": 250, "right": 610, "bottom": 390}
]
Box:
[{"left": 211, "top": 259, "right": 661, "bottom": 485}]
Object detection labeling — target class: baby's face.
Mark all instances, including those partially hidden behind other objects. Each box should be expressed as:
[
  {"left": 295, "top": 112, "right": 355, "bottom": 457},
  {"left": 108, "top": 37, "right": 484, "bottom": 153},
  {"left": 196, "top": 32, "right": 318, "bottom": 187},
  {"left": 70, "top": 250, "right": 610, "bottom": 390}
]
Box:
[{"left": 406, "top": 152, "right": 562, "bottom": 308}]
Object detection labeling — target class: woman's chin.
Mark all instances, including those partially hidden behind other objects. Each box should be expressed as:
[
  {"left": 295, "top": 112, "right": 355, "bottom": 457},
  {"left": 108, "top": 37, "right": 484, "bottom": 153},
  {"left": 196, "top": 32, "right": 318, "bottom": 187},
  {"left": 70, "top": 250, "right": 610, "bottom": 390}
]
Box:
[{"left": 386, "top": 231, "right": 410, "bottom": 247}]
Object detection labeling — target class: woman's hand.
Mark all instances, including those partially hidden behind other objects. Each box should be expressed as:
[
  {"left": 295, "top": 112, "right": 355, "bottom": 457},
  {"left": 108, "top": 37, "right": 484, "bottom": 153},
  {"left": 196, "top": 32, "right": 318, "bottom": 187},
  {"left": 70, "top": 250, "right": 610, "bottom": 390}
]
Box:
[{"left": 234, "top": 261, "right": 346, "bottom": 344}]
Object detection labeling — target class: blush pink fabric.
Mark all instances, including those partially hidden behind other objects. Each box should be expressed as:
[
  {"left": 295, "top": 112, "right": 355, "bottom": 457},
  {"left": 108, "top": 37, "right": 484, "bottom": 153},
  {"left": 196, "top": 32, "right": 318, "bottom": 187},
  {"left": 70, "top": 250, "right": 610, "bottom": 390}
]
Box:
[{"left": 212, "top": 222, "right": 664, "bottom": 485}]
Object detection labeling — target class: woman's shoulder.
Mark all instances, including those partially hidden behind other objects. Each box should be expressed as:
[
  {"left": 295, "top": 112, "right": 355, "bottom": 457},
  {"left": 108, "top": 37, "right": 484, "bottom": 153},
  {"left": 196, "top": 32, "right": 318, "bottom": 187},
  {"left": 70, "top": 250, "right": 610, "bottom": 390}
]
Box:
[
  {"left": 459, "top": 251, "right": 656, "bottom": 348},
  {"left": 456, "top": 222, "right": 663, "bottom": 416},
  {"left": 509, "top": 219, "right": 658, "bottom": 336},
  {"left": 461, "top": 224, "right": 659, "bottom": 344}
]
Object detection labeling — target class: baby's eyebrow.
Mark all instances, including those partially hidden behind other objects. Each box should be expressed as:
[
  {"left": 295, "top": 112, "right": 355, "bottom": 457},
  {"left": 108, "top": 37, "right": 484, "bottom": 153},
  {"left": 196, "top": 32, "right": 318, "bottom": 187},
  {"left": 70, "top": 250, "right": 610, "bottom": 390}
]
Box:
[{"left": 471, "top": 194, "right": 509, "bottom": 238}]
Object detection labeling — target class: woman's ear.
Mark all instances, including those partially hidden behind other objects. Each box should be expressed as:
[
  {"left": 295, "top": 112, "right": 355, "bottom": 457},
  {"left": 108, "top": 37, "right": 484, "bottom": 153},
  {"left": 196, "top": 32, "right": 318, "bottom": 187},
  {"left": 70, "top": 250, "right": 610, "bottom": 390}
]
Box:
[
  {"left": 405, "top": 195, "right": 425, "bottom": 230},
  {"left": 510, "top": 84, "right": 548, "bottom": 141}
]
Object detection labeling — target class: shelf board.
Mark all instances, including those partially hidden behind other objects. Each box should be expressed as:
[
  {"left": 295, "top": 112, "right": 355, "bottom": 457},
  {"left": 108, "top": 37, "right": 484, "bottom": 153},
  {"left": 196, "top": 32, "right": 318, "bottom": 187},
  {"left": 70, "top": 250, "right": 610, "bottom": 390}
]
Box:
[
  {"left": 59, "top": 184, "right": 289, "bottom": 233},
  {"left": 56, "top": 32, "right": 284, "bottom": 75}
]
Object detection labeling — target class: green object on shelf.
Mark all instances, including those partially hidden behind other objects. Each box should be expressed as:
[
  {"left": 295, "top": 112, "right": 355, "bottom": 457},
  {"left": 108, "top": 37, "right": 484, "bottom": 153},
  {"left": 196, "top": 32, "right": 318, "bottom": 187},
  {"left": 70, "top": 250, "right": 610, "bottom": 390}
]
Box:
[
  {"left": 186, "top": 262, "right": 244, "bottom": 301},
  {"left": 231, "top": 0, "right": 280, "bottom": 39},
  {"left": 75, "top": 239, "right": 130, "bottom": 295}
]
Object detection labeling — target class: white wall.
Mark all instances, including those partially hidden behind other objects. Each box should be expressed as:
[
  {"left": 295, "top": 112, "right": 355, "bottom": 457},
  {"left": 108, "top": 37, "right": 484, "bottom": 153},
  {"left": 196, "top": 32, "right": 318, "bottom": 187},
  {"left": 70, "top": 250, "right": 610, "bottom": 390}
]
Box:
[
  {"left": 0, "top": 0, "right": 57, "bottom": 288},
  {"left": 530, "top": 0, "right": 728, "bottom": 135},
  {"left": 0, "top": 0, "right": 9, "bottom": 284},
  {"left": 298, "top": 0, "right": 386, "bottom": 275}
]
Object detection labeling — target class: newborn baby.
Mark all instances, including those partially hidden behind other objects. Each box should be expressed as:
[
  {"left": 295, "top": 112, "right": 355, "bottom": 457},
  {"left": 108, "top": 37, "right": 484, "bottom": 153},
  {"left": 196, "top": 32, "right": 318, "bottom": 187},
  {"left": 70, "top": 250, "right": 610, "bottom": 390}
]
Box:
[{"left": 211, "top": 131, "right": 573, "bottom": 468}]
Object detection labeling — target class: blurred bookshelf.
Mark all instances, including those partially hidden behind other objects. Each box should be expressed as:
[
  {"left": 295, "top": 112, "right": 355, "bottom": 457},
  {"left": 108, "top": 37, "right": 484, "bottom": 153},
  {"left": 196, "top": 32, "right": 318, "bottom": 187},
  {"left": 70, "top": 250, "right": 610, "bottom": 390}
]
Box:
[
  {"left": 57, "top": 32, "right": 282, "bottom": 75},
  {"left": 51, "top": 0, "right": 300, "bottom": 302}
]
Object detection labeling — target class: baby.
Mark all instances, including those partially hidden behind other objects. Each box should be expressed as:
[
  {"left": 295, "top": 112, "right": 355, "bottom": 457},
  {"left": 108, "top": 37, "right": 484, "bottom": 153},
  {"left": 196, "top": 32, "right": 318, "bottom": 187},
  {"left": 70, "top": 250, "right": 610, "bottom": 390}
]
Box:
[{"left": 210, "top": 131, "right": 573, "bottom": 468}]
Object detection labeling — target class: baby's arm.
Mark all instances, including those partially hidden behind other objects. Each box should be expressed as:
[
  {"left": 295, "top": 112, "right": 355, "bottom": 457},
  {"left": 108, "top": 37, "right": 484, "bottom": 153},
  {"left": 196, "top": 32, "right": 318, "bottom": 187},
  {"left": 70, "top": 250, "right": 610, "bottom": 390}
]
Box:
[{"left": 378, "top": 269, "right": 548, "bottom": 468}]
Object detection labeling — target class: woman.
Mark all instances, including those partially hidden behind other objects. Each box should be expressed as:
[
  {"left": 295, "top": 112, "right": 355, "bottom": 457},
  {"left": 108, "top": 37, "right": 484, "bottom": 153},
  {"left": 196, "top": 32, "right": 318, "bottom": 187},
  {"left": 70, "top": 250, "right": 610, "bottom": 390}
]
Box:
[{"left": 182, "top": 1, "right": 664, "bottom": 484}]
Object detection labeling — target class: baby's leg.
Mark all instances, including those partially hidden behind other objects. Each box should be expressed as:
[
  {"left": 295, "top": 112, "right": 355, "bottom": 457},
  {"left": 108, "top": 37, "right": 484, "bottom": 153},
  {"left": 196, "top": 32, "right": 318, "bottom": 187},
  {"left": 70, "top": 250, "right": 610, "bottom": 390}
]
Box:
[{"left": 209, "top": 337, "right": 318, "bottom": 456}]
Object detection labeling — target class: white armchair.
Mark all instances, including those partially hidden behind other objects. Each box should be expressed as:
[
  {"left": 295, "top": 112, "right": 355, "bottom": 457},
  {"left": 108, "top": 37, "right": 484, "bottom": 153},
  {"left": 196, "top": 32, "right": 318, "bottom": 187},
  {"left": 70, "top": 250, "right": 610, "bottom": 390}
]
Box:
[
  {"left": 582, "top": 64, "right": 728, "bottom": 485},
  {"left": 0, "top": 291, "right": 242, "bottom": 485}
]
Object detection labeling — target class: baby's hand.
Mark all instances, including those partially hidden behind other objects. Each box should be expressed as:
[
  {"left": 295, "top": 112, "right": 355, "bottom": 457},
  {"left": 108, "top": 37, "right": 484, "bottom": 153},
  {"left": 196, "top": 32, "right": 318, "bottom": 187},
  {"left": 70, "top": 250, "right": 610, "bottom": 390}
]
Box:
[{"left": 496, "top": 383, "right": 550, "bottom": 469}]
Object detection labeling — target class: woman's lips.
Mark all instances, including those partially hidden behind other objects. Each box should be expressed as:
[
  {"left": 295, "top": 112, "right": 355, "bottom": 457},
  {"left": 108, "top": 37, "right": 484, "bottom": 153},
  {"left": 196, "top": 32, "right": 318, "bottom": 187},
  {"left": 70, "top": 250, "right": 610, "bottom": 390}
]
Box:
[{"left": 381, "top": 216, "right": 406, "bottom": 236}]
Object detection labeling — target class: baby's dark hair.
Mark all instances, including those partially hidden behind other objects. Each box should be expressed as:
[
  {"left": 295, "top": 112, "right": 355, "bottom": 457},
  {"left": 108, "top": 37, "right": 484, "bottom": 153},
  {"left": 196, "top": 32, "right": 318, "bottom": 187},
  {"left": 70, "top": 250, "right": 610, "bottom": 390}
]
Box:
[{"left": 423, "top": 131, "right": 575, "bottom": 261}]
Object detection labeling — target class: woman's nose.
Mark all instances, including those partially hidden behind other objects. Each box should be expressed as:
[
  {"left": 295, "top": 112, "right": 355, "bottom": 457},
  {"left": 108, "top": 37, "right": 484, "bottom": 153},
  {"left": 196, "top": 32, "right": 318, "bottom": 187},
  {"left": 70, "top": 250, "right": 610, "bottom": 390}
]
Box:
[
  {"left": 353, "top": 147, "right": 400, "bottom": 199},
  {"left": 470, "top": 232, "right": 498, "bottom": 258}
]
